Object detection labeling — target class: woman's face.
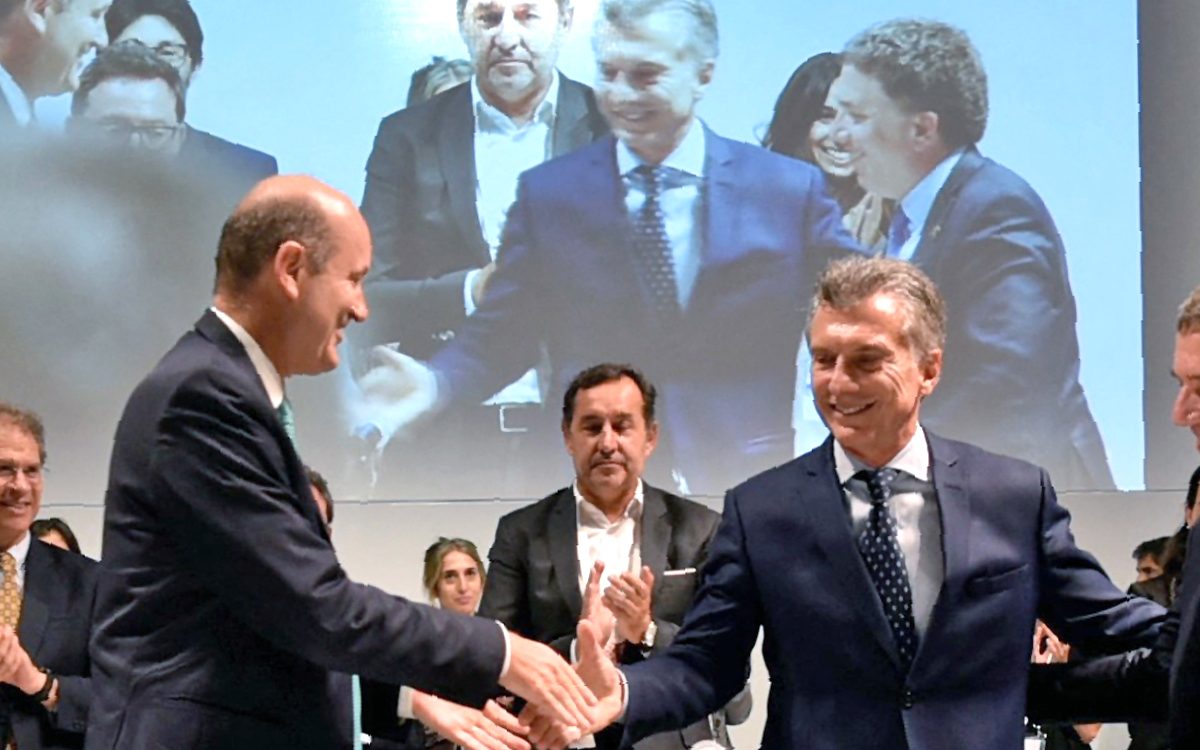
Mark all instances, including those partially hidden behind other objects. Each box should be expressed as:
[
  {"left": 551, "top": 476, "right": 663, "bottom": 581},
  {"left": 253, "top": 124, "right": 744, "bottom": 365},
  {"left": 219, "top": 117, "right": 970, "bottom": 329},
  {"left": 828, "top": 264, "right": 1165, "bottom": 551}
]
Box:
[
  {"left": 436, "top": 550, "right": 483, "bottom": 615},
  {"left": 808, "top": 96, "right": 855, "bottom": 179}
]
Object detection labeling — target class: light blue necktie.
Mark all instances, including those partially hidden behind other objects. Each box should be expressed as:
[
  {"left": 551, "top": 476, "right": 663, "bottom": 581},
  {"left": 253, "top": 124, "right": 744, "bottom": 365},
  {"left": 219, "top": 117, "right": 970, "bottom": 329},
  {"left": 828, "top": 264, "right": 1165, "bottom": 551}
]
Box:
[
  {"left": 352, "top": 674, "right": 362, "bottom": 750},
  {"left": 276, "top": 397, "right": 297, "bottom": 449}
]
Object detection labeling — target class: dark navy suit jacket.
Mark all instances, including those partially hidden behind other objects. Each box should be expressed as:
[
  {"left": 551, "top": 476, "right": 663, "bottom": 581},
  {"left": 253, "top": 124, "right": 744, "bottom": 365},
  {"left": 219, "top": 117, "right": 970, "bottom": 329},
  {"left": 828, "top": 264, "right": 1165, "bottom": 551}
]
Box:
[
  {"left": 622, "top": 432, "right": 1162, "bottom": 750},
  {"left": 911, "top": 148, "right": 1112, "bottom": 490},
  {"left": 86, "top": 311, "right": 506, "bottom": 749},
  {"left": 177, "top": 126, "right": 278, "bottom": 207},
  {"left": 430, "top": 128, "right": 859, "bottom": 495},
  {"left": 2, "top": 539, "right": 98, "bottom": 750}
]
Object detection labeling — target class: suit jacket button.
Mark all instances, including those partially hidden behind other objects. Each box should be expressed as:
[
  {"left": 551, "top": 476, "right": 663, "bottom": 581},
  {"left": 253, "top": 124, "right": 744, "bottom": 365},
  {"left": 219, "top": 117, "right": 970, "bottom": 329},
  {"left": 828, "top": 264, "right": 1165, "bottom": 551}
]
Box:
[{"left": 901, "top": 689, "right": 916, "bottom": 709}]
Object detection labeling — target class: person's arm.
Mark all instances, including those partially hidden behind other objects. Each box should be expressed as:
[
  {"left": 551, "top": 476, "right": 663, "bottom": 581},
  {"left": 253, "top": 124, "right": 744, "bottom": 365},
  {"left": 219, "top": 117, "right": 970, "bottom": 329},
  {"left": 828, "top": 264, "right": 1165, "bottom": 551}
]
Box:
[{"left": 359, "top": 116, "right": 484, "bottom": 350}]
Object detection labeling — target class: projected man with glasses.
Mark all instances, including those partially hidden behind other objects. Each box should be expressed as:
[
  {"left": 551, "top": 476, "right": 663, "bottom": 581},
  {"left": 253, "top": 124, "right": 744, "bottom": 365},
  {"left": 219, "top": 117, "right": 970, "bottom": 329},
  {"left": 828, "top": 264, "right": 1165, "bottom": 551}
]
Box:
[{"left": 68, "top": 41, "right": 185, "bottom": 154}]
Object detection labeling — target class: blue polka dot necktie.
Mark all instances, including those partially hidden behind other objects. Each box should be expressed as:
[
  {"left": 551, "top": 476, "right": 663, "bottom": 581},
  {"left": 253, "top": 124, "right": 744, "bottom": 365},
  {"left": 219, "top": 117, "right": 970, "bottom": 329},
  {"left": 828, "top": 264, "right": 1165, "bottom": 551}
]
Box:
[
  {"left": 855, "top": 468, "right": 919, "bottom": 669},
  {"left": 631, "top": 165, "right": 681, "bottom": 320}
]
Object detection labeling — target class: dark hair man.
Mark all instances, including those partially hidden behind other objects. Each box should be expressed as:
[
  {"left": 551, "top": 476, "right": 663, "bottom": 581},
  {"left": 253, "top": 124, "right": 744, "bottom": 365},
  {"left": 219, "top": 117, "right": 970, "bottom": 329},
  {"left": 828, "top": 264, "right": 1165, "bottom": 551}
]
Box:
[
  {"left": 68, "top": 40, "right": 185, "bottom": 154},
  {"left": 353, "top": 0, "right": 609, "bottom": 499},
  {"left": 559, "top": 256, "right": 1161, "bottom": 750},
  {"left": 355, "top": 0, "right": 859, "bottom": 497},
  {"left": 480, "top": 363, "right": 750, "bottom": 750},
  {"left": 827, "top": 18, "right": 1112, "bottom": 490},
  {"left": 102, "top": 0, "right": 277, "bottom": 192},
  {"left": 0, "top": 0, "right": 108, "bottom": 127},
  {"left": 85, "top": 174, "right": 596, "bottom": 750},
  {"left": 0, "top": 402, "right": 99, "bottom": 750}
]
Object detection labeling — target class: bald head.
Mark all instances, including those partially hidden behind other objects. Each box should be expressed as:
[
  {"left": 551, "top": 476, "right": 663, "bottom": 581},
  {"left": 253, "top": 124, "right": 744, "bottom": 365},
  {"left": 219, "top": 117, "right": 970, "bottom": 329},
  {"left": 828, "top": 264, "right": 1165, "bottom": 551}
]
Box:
[{"left": 214, "top": 175, "right": 358, "bottom": 296}]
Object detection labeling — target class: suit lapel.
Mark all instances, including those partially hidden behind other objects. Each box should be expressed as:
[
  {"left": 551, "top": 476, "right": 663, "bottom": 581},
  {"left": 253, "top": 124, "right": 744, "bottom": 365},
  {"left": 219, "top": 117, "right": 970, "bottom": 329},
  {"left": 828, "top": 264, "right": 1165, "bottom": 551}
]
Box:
[
  {"left": 911, "top": 147, "right": 985, "bottom": 265},
  {"left": 551, "top": 76, "right": 596, "bottom": 157},
  {"left": 802, "top": 439, "right": 906, "bottom": 671},
  {"left": 915, "top": 433, "right": 970, "bottom": 668},
  {"left": 639, "top": 486, "right": 670, "bottom": 581},
  {"left": 437, "top": 86, "right": 485, "bottom": 261},
  {"left": 17, "top": 541, "right": 51, "bottom": 659},
  {"left": 698, "top": 128, "right": 738, "bottom": 276},
  {"left": 548, "top": 490, "right": 583, "bottom": 618}
]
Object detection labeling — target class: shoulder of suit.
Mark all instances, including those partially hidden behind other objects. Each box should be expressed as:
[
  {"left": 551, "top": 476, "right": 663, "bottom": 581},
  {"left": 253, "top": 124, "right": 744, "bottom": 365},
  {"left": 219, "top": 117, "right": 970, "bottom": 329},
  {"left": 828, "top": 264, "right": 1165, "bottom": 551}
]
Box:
[
  {"left": 649, "top": 485, "right": 720, "bottom": 521},
  {"left": 30, "top": 538, "right": 100, "bottom": 577},
  {"left": 497, "top": 487, "right": 573, "bottom": 525},
  {"left": 377, "top": 82, "right": 470, "bottom": 135},
  {"left": 942, "top": 149, "right": 1047, "bottom": 214},
  {"left": 926, "top": 430, "right": 1049, "bottom": 485}
]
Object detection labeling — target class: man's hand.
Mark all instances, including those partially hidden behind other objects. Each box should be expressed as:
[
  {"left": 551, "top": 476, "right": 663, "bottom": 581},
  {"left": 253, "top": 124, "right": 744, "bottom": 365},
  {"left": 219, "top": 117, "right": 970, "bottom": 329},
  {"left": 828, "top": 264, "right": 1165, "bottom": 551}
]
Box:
[
  {"left": 580, "top": 562, "right": 616, "bottom": 659},
  {"left": 602, "top": 566, "right": 654, "bottom": 645},
  {"left": 411, "top": 691, "right": 530, "bottom": 750},
  {"left": 498, "top": 633, "right": 594, "bottom": 740},
  {"left": 471, "top": 262, "right": 498, "bottom": 307},
  {"left": 0, "top": 625, "right": 42, "bottom": 695},
  {"left": 353, "top": 346, "right": 440, "bottom": 448},
  {"left": 521, "top": 620, "right": 625, "bottom": 750}
]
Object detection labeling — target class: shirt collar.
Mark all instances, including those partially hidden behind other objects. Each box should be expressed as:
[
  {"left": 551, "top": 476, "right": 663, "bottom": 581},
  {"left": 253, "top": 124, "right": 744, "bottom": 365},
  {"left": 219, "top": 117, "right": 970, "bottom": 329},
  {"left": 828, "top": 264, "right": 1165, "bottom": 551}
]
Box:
[
  {"left": 616, "top": 117, "right": 706, "bottom": 179},
  {"left": 899, "top": 148, "right": 965, "bottom": 236},
  {"left": 834, "top": 426, "right": 931, "bottom": 486},
  {"left": 210, "top": 307, "right": 285, "bottom": 409},
  {"left": 574, "top": 479, "right": 645, "bottom": 527},
  {"left": 0, "top": 64, "right": 33, "bottom": 127},
  {"left": 472, "top": 71, "right": 559, "bottom": 133},
  {"left": 5, "top": 531, "right": 31, "bottom": 571}
]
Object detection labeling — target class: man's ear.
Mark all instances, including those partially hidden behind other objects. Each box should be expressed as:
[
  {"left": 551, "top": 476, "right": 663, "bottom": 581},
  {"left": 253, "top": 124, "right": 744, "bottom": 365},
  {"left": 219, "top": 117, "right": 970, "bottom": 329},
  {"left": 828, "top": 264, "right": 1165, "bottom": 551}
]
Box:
[
  {"left": 273, "top": 240, "right": 306, "bottom": 301},
  {"left": 918, "top": 348, "right": 943, "bottom": 399},
  {"left": 644, "top": 420, "right": 659, "bottom": 457},
  {"left": 911, "top": 110, "right": 943, "bottom": 155}
]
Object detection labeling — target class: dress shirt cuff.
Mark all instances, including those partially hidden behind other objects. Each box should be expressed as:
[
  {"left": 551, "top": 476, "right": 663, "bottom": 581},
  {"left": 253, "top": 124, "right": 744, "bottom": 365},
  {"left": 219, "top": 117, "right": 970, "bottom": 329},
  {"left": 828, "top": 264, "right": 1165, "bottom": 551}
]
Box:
[
  {"left": 618, "top": 669, "right": 629, "bottom": 720},
  {"left": 464, "top": 268, "right": 481, "bottom": 316},
  {"left": 569, "top": 637, "right": 578, "bottom": 664},
  {"left": 396, "top": 685, "right": 415, "bottom": 720},
  {"left": 498, "top": 621, "right": 512, "bottom": 678}
]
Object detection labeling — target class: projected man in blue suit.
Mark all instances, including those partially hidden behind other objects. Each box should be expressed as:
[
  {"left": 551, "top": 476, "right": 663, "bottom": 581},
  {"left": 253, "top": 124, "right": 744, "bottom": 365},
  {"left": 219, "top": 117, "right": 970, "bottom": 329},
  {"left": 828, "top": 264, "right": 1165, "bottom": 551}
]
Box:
[
  {"left": 357, "top": 0, "right": 858, "bottom": 497},
  {"left": 828, "top": 18, "right": 1113, "bottom": 490},
  {"left": 552, "top": 256, "right": 1163, "bottom": 750}
]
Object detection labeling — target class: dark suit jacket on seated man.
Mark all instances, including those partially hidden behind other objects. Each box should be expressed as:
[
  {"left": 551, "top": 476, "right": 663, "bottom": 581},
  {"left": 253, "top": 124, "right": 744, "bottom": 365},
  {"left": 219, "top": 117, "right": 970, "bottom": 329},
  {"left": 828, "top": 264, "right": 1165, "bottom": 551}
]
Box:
[
  {"left": 1027, "top": 285, "right": 1200, "bottom": 749},
  {"left": 355, "top": 0, "right": 860, "bottom": 497},
  {"left": 549, "top": 254, "right": 1163, "bottom": 750},
  {"left": 86, "top": 176, "right": 595, "bottom": 750},
  {"left": 828, "top": 18, "right": 1112, "bottom": 489},
  {"left": 0, "top": 404, "right": 100, "bottom": 750},
  {"left": 480, "top": 364, "right": 750, "bottom": 750}
]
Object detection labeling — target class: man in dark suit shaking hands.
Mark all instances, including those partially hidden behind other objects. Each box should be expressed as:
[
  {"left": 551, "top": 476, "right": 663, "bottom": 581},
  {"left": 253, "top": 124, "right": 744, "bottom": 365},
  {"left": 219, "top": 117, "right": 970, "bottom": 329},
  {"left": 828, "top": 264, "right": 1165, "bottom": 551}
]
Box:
[
  {"left": 86, "top": 174, "right": 596, "bottom": 750},
  {"left": 545, "top": 256, "right": 1162, "bottom": 750}
]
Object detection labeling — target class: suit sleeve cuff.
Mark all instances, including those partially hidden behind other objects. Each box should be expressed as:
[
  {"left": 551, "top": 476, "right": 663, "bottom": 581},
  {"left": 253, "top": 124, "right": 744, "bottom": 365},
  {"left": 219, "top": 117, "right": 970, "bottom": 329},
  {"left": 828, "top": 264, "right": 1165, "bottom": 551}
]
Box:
[
  {"left": 464, "top": 269, "right": 481, "bottom": 316},
  {"left": 396, "top": 685, "right": 415, "bottom": 720},
  {"left": 498, "top": 621, "right": 512, "bottom": 678}
]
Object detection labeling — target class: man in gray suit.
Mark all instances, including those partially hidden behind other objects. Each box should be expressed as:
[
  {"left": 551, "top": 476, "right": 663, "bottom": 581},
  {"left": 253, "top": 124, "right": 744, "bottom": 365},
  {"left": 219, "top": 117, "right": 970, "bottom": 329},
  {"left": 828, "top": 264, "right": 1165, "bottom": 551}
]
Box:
[
  {"left": 479, "top": 364, "right": 751, "bottom": 750},
  {"left": 356, "top": 0, "right": 608, "bottom": 499}
]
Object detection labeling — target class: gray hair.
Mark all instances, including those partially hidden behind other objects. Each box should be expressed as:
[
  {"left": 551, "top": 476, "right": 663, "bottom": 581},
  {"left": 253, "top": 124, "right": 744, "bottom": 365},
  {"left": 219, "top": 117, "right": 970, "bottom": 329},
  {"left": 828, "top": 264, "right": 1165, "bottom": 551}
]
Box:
[
  {"left": 843, "top": 18, "right": 987, "bottom": 149},
  {"left": 594, "top": 0, "right": 718, "bottom": 62},
  {"left": 809, "top": 255, "right": 946, "bottom": 362},
  {"left": 1179, "top": 286, "right": 1200, "bottom": 334}
]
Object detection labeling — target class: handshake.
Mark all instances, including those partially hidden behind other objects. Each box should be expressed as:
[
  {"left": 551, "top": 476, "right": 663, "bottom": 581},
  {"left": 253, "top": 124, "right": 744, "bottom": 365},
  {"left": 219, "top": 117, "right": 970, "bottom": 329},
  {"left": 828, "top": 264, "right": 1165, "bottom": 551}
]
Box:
[
  {"left": 417, "top": 562, "right": 644, "bottom": 750},
  {"left": 413, "top": 621, "right": 624, "bottom": 750}
]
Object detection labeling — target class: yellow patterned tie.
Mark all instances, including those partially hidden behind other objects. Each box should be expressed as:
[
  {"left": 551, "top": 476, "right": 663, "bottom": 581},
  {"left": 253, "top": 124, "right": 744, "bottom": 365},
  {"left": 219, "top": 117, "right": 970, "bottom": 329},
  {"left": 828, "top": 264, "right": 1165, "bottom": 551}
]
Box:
[{"left": 0, "top": 552, "right": 22, "bottom": 629}]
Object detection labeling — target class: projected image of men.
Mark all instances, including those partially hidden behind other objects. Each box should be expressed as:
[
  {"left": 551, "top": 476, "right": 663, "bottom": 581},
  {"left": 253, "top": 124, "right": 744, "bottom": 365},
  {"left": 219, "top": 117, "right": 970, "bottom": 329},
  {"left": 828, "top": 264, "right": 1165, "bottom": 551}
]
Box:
[{"left": 827, "top": 18, "right": 1113, "bottom": 489}]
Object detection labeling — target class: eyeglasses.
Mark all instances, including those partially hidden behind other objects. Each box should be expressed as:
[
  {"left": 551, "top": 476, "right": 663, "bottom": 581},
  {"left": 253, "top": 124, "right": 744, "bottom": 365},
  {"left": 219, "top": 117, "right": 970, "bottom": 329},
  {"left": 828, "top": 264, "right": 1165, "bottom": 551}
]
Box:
[
  {"left": 0, "top": 463, "right": 43, "bottom": 486},
  {"left": 91, "top": 119, "right": 182, "bottom": 150},
  {"left": 126, "top": 39, "right": 191, "bottom": 67}
]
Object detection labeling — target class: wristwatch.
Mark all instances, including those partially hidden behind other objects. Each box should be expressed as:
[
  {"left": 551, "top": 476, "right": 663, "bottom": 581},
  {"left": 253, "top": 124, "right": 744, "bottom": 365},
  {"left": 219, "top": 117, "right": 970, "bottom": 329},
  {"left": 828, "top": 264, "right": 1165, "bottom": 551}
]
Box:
[
  {"left": 31, "top": 667, "right": 54, "bottom": 703},
  {"left": 639, "top": 620, "right": 658, "bottom": 650}
]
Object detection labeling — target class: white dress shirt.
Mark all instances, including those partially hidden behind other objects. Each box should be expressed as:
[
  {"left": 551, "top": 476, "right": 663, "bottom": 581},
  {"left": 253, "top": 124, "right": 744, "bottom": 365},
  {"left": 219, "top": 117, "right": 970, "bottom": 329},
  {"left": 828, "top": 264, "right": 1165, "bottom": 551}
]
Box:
[
  {"left": 211, "top": 307, "right": 285, "bottom": 410},
  {"left": 615, "top": 119, "right": 706, "bottom": 309},
  {"left": 892, "top": 148, "right": 966, "bottom": 262},
  {"left": 574, "top": 480, "right": 644, "bottom": 595},
  {"left": 834, "top": 427, "right": 944, "bottom": 636},
  {"left": 462, "top": 76, "right": 560, "bottom": 406}
]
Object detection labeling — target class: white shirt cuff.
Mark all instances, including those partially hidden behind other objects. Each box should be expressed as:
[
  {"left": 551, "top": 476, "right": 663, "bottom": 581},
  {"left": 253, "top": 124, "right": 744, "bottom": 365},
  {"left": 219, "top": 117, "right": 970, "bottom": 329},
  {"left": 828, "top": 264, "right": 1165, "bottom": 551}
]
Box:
[
  {"left": 569, "top": 637, "right": 578, "bottom": 664},
  {"left": 464, "top": 269, "right": 481, "bottom": 316},
  {"left": 396, "top": 685, "right": 415, "bottom": 720},
  {"left": 497, "top": 621, "right": 512, "bottom": 678}
]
